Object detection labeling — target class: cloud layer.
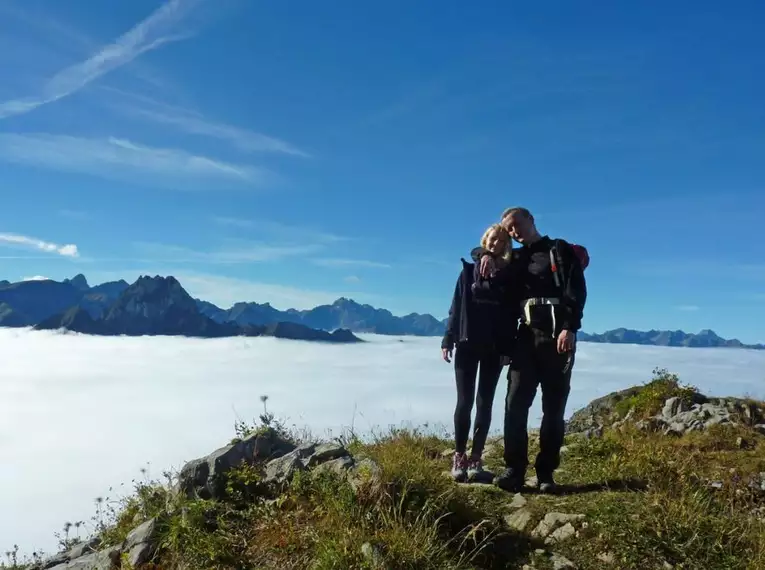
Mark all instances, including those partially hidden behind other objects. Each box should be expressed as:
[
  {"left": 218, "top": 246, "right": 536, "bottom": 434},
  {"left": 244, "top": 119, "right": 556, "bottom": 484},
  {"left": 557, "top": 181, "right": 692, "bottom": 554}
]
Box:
[
  {"left": 2, "top": 330, "right": 765, "bottom": 556},
  {"left": 0, "top": 233, "right": 79, "bottom": 257}
]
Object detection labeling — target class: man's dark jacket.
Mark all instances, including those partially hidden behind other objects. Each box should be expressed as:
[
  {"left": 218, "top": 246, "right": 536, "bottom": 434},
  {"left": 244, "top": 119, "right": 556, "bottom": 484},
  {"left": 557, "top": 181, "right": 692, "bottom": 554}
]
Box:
[
  {"left": 471, "top": 237, "right": 587, "bottom": 333},
  {"left": 441, "top": 258, "right": 518, "bottom": 355}
]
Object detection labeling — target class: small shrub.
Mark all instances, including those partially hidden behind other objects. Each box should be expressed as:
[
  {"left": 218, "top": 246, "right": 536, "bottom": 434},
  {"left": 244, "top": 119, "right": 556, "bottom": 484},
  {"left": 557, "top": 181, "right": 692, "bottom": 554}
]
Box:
[{"left": 615, "top": 368, "right": 699, "bottom": 419}]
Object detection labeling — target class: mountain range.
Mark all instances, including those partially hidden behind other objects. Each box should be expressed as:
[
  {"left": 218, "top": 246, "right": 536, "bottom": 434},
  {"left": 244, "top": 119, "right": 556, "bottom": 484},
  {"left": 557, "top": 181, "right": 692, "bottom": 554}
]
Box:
[
  {"left": 0, "top": 275, "right": 360, "bottom": 343},
  {"left": 578, "top": 328, "right": 764, "bottom": 350},
  {"left": 0, "top": 274, "right": 761, "bottom": 349}
]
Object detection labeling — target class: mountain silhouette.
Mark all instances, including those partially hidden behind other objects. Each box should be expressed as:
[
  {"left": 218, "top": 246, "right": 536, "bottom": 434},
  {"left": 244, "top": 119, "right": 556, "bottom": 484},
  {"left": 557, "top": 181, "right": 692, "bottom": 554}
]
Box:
[
  {"left": 0, "top": 273, "right": 760, "bottom": 348},
  {"left": 28, "top": 275, "right": 360, "bottom": 343}
]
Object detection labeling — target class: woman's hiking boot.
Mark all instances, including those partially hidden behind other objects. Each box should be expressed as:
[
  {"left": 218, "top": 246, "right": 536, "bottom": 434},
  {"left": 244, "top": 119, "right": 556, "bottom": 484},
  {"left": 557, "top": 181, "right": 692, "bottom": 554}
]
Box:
[
  {"left": 494, "top": 467, "right": 524, "bottom": 492},
  {"left": 466, "top": 456, "right": 485, "bottom": 481},
  {"left": 467, "top": 456, "right": 494, "bottom": 484},
  {"left": 451, "top": 452, "right": 468, "bottom": 482}
]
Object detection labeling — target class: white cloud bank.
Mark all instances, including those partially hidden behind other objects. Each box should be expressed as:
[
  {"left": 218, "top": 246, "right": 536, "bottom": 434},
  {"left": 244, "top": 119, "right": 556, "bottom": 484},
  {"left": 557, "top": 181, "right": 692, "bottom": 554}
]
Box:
[
  {"left": 0, "top": 233, "right": 79, "bottom": 257},
  {"left": 2, "top": 329, "right": 765, "bottom": 556}
]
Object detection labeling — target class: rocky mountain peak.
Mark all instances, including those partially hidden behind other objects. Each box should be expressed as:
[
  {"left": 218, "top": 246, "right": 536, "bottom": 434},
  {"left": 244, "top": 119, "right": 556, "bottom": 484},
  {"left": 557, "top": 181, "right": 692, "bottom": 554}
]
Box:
[{"left": 64, "top": 274, "right": 90, "bottom": 291}]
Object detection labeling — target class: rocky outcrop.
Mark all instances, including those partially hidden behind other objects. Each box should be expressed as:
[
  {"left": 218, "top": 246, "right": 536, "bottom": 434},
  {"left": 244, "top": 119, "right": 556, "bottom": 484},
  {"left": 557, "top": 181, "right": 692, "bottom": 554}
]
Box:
[
  {"left": 566, "top": 383, "right": 764, "bottom": 437},
  {"left": 35, "top": 428, "right": 381, "bottom": 570}
]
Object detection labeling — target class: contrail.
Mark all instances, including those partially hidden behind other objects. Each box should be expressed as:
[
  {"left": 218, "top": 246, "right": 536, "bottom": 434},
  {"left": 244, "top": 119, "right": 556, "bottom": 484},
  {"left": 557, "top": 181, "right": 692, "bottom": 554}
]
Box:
[{"left": 0, "top": 0, "right": 202, "bottom": 120}]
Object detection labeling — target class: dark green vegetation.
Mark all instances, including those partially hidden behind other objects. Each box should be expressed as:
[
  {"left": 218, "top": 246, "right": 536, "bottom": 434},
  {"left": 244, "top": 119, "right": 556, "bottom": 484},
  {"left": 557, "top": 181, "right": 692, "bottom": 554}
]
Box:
[{"left": 4, "top": 370, "right": 765, "bottom": 569}]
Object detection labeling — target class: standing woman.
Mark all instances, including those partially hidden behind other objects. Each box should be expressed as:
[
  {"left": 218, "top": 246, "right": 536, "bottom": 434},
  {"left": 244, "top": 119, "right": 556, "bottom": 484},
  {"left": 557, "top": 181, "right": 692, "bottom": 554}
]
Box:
[{"left": 441, "top": 224, "right": 518, "bottom": 482}]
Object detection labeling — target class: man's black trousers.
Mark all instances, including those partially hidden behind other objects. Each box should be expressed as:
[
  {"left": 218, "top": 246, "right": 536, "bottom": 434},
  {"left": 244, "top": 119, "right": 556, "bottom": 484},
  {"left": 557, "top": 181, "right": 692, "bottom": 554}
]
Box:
[
  {"left": 453, "top": 343, "right": 503, "bottom": 457},
  {"left": 503, "top": 325, "right": 574, "bottom": 475}
]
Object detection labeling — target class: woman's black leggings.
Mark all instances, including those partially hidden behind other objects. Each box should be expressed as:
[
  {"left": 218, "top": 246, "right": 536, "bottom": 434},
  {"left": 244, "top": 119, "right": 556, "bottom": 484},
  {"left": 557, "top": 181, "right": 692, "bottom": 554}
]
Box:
[{"left": 453, "top": 343, "right": 503, "bottom": 457}]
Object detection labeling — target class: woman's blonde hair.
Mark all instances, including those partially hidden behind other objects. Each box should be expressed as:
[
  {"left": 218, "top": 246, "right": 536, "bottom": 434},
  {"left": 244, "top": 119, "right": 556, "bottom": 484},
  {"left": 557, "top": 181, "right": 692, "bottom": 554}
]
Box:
[{"left": 480, "top": 224, "right": 512, "bottom": 261}]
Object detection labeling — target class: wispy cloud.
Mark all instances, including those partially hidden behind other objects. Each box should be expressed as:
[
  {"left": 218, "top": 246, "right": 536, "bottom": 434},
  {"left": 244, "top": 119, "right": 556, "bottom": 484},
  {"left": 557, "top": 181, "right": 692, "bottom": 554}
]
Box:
[
  {"left": 132, "top": 241, "right": 323, "bottom": 264},
  {"left": 0, "top": 233, "right": 79, "bottom": 257},
  {"left": 344, "top": 275, "right": 361, "bottom": 284},
  {"left": 59, "top": 209, "right": 90, "bottom": 221},
  {"left": 312, "top": 258, "right": 392, "bottom": 269},
  {"left": 125, "top": 103, "right": 309, "bottom": 158},
  {"left": 0, "top": 134, "right": 265, "bottom": 188},
  {"left": 0, "top": 0, "right": 201, "bottom": 120},
  {"left": 212, "top": 217, "right": 348, "bottom": 244}
]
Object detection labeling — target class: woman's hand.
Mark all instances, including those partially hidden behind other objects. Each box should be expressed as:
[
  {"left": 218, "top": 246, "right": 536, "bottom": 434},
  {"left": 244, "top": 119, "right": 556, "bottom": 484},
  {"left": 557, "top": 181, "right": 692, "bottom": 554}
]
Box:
[
  {"left": 479, "top": 254, "right": 496, "bottom": 278},
  {"left": 441, "top": 347, "right": 453, "bottom": 363}
]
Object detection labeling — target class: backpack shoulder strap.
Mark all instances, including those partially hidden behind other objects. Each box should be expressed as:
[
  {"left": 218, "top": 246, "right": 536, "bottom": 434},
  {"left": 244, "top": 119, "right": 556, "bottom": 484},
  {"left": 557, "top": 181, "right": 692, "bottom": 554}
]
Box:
[{"left": 550, "top": 239, "right": 570, "bottom": 292}]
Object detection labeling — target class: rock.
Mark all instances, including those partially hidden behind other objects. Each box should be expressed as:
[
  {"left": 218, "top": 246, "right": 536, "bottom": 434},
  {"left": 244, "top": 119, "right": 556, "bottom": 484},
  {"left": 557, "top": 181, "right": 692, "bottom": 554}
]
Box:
[
  {"left": 264, "top": 447, "right": 311, "bottom": 485},
  {"left": 545, "top": 522, "right": 576, "bottom": 544},
  {"left": 349, "top": 458, "right": 383, "bottom": 492},
  {"left": 504, "top": 508, "right": 533, "bottom": 532},
  {"left": 663, "top": 397, "right": 686, "bottom": 418},
  {"left": 176, "top": 427, "right": 296, "bottom": 499},
  {"left": 124, "top": 518, "right": 159, "bottom": 567},
  {"left": 582, "top": 426, "right": 603, "bottom": 439},
  {"left": 360, "top": 542, "right": 386, "bottom": 569},
  {"left": 38, "top": 538, "right": 103, "bottom": 569},
  {"left": 754, "top": 424, "right": 765, "bottom": 435},
  {"left": 736, "top": 437, "right": 747, "bottom": 449},
  {"left": 636, "top": 417, "right": 665, "bottom": 432},
  {"left": 307, "top": 442, "right": 349, "bottom": 466},
  {"left": 65, "top": 538, "right": 101, "bottom": 560},
  {"left": 531, "top": 512, "right": 585, "bottom": 539},
  {"left": 508, "top": 493, "right": 527, "bottom": 509},
  {"left": 441, "top": 448, "right": 455, "bottom": 458},
  {"left": 314, "top": 455, "right": 355, "bottom": 476},
  {"left": 46, "top": 547, "right": 121, "bottom": 570},
  {"left": 598, "top": 551, "right": 616, "bottom": 564},
  {"left": 550, "top": 552, "right": 577, "bottom": 569},
  {"left": 663, "top": 422, "right": 687, "bottom": 437}
]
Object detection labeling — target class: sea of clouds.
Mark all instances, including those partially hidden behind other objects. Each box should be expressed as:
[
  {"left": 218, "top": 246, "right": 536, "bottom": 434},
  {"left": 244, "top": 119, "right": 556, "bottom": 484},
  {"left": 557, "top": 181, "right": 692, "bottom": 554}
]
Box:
[{"left": 2, "top": 328, "right": 765, "bottom": 556}]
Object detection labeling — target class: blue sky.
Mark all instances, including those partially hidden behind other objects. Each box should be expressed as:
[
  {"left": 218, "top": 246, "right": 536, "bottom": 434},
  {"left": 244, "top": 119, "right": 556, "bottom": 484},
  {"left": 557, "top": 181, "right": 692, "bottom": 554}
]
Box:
[{"left": 0, "top": 0, "right": 763, "bottom": 343}]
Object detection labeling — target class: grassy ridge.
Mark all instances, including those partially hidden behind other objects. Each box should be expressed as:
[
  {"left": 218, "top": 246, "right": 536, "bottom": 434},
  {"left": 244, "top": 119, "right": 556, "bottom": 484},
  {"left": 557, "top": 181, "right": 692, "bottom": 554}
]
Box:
[{"left": 4, "top": 372, "right": 765, "bottom": 569}]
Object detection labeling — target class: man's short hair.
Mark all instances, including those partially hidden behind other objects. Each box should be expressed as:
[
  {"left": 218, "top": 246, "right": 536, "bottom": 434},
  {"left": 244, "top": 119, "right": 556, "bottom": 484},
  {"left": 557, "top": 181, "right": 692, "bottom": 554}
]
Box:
[{"left": 501, "top": 206, "right": 532, "bottom": 220}]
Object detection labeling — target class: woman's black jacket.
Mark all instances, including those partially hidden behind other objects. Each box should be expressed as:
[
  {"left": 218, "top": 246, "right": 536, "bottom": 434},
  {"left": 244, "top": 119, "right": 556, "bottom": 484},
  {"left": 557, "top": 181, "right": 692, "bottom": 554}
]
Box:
[{"left": 441, "top": 258, "right": 519, "bottom": 356}]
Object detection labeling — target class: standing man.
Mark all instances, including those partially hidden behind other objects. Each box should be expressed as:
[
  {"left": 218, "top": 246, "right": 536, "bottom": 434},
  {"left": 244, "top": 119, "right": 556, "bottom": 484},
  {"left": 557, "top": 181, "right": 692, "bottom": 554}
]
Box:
[{"left": 473, "top": 207, "right": 587, "bottom": 493}]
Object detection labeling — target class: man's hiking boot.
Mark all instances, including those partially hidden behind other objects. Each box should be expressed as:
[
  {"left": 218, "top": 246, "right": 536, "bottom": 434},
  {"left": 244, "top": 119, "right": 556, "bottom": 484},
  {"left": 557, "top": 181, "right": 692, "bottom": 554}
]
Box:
[
  {"left": 537, "top": 471, "right": 557, "bottom": 494},
  {"left": 494, "top": 467, "right": 524, "bottom": 492},
  {"left": 451, "top": 452, "right": 468, "bottom": 482}
]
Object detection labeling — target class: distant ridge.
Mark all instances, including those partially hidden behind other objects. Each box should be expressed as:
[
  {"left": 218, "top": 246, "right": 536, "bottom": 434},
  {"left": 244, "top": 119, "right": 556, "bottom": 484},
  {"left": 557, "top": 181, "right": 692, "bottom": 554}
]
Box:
[
  {"left": 578, "top": 328, "right": 764, "bottom": 350},
  {"left": 0, "top": 274, "right": 761, "bottom": 349},
  {"left": 1, "top": 275, "right": 360, "bottom": 343}
]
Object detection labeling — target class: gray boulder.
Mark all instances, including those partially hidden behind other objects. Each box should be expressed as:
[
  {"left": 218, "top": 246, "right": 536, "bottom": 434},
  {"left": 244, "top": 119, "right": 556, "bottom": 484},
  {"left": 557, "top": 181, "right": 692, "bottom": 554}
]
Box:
[
  {"left": 176, "top": 427, "right": 296, "bottom": 499},
  {"left": 264, "top": 442, "right": 356, "bottom": 486},
  {"left": 45, "top": 546, "right": 121, "bottom": 570},
  {"left": 124, "top": 518, "right": 159, "bottom": 567},
  {"left": 36, "top": 538, "right": 102, "bottom": 570}
]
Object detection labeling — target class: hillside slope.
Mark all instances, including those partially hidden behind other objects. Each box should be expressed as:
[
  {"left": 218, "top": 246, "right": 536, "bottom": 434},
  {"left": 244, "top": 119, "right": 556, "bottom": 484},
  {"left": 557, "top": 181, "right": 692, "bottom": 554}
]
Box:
[{"left": 7, "top": 369, "right": 765, "bottom": 570}]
